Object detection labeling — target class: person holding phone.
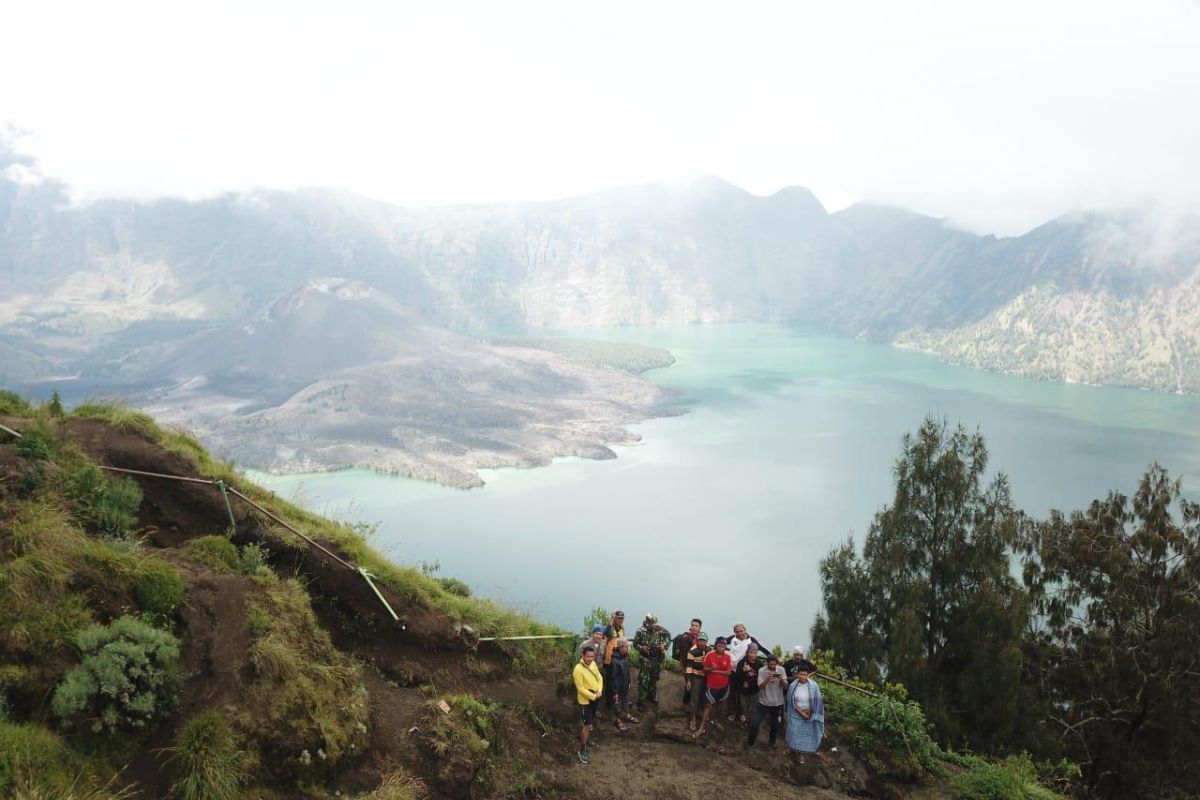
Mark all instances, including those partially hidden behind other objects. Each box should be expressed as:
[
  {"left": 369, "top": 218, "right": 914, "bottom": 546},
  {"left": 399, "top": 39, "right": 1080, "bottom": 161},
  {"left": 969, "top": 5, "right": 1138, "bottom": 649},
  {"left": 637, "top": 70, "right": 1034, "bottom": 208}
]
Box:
[{"left": 745, "top": 653, "right": 787, "bottom": 749}]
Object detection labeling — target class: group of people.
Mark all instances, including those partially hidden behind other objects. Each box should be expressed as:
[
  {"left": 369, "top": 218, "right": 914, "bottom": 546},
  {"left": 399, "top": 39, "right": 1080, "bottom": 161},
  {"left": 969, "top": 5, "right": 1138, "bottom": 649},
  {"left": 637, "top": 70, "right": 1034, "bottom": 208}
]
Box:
[{"left": 571, "top": 611, "right": 825, "bottom": 766}]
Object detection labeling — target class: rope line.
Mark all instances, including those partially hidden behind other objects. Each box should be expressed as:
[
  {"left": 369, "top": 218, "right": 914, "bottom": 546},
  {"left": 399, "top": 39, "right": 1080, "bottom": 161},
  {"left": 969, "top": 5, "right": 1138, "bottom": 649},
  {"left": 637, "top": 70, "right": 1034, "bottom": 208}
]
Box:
[
  {"left": 99, "top": 464, "right": 220, "bottom": 485},
  {"left": 226, "top": 486, "right": 355, "bottom": 570},
  {"left": 92, "top": 456, "right": 389, "bottom": 617}
]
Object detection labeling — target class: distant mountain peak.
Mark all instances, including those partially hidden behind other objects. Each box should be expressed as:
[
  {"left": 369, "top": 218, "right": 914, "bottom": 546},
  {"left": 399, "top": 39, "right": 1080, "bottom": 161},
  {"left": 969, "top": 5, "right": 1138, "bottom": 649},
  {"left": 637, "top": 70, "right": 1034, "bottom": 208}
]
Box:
[{"left": 265, "top": 278, "right": 378, "bottom": 320}]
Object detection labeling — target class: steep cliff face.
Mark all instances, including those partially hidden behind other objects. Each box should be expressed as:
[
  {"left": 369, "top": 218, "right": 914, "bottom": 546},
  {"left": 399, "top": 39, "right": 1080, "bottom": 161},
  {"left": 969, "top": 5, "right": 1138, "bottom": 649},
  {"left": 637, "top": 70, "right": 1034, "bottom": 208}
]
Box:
[
  {"left": 899, "top": 267, "right": 1200, "bottom": 393},
  {"left": 3, "top": 154, "right": 1199, "bottom": 392}
]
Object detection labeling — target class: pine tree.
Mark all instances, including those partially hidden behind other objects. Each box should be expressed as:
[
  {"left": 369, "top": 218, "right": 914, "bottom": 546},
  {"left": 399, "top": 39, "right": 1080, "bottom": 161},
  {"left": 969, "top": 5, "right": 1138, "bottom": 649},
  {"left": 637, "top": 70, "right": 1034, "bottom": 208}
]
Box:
[
  {"left": 1021, "top": 465, "right": 1200, "bottom": 799},
  {"left": 46, "top": 390, "right": 64, "bottom": 417},
  {"left": 813, "top": 417, "right": 1034, "bottom": 752}
]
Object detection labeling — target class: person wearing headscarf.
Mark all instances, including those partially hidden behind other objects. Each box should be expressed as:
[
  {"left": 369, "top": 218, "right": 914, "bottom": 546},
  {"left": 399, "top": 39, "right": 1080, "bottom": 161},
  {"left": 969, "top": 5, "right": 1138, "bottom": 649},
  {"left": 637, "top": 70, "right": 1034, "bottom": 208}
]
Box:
[
  {"left": 576, "top": 625, "right": 606, "bottom": 662},
  {"left": 785, "top": 662, "right": 825, "bottom": 757},
  {"left": 785, "top": 645, "right": 817, "bottom": 683}
]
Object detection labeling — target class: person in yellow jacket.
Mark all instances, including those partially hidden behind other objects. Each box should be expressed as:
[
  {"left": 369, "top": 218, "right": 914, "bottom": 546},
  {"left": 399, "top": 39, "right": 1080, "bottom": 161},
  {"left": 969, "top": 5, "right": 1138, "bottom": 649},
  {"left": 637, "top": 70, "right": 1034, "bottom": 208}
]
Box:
[{"left": 573, "top": 644, "right": 604, "bottom": 764}]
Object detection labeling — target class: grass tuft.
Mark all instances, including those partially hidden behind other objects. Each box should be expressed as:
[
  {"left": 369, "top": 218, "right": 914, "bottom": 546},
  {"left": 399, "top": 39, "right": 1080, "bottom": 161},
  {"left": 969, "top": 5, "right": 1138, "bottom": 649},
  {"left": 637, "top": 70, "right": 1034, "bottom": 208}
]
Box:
[
  {"left": 168, "top": 710, "right": 250, "bottom": 800},
  {"left": 354, "top": 770, "right": 427, "bottom": 800},
  {"left": 70, "top": 401, "right": 157, "bottom": 438},
  {"left": 184, "top": 535, "right": 240, "bottom": 573},
  {"left": 242, "top": 579, "right": 368, "bottom": 770}
]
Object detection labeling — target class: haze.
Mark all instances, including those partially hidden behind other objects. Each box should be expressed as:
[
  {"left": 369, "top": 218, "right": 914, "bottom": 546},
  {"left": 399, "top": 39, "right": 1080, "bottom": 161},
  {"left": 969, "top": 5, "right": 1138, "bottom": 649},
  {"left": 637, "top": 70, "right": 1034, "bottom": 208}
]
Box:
[{"left": 3, "top": 0, "right": 1200, "bottom": 235}]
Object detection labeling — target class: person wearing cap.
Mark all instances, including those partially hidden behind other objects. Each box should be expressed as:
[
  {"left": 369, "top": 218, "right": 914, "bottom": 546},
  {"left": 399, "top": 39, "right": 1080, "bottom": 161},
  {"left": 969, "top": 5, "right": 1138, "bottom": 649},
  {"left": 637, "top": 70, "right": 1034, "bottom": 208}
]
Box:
[
  {"left": 725, "top": 622, "right": 765, "bottom": 723},
  {"left": 576, "top": 625, "right": 607, "bottom": 663},
  {"left": 785, "top": 646, "right": 817, "bottom": 683},
  {"left": 785, "top": 661, "right": 825, "bottom": 757},
  {"left": 573, "top": 644, "right": 604, "bottom": 764},
  {"left": 602, "top": 610, "right": 626, "bottom": 712},
  {"left": 609, "top": 638, "right": 640, "bottom": 731},
  {"left": 733, "top": 643, "right": 763, "bottom": 725},
  {"left": 685, "top": 631, "right": 711, "bottom": 731},
  {"left": 632, "top": 613, "right": 672, "bottom": 711},
  {"left": 745, "top": 652, "right": 788, "bottom": 750},
  {"left": 694, "top": 636, "right": 733, "bottom": 738}
]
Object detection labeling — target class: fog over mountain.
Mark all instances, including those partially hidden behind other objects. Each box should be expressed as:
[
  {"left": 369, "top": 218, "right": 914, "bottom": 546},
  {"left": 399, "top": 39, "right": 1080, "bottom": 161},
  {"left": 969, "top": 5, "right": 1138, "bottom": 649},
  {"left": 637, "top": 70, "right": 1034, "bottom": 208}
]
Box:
[{"left": 3, "top": 146, "right": 1199, "bottom": 477}]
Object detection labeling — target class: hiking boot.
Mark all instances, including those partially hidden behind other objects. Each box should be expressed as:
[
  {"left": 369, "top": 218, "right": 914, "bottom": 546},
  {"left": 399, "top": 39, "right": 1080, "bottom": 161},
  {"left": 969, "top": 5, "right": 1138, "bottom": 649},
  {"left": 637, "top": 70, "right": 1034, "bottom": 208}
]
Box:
[{"left": 577, "top": 749, "right": 590, "bottom": 764}]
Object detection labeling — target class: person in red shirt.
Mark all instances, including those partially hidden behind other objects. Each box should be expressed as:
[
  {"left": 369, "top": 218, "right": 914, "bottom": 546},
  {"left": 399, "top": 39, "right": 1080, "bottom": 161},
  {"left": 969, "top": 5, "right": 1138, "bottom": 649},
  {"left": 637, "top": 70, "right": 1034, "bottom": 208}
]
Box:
[{"left": 693, "top": 636, "right": 733, "bottom": 738}]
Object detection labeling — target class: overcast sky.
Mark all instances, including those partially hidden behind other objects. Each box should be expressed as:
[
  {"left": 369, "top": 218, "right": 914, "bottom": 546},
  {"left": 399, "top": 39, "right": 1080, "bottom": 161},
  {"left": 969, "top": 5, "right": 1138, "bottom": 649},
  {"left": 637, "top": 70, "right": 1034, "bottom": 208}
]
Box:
[{"left": 2, "top": 0, "right": 1198, "bottom": 235}]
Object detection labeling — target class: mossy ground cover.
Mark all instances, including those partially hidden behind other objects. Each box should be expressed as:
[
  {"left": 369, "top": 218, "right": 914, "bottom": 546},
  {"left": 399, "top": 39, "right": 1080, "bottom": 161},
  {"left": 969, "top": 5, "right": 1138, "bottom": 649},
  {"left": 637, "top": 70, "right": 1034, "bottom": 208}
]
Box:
[{"left": 241, "top": 576, "right": 369, "bottom": 777}]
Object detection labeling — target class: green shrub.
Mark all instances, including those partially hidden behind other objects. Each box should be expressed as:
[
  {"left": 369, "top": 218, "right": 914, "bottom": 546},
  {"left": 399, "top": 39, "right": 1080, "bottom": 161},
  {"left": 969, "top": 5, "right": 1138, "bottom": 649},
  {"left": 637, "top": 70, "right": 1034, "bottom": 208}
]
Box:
[
  {"left": 952, "top": 755, "right": 1069, "bottom": 800},
  {"left": 169, "top": 710, "right": 249, "bottom": 800},
  {"left": 132, "top": 561, "right": 185, "bottom": 623},
  {"left": 65, "top": 463, "right": 142, "bottom": 537},
  {"left": 239, "top": 542, "right": 272, "bottom": 577},
  {"left": 0, "top": 721, "right": 133, "bottom": 799},
  {"left": 437, "top": 576, "right": 472, "bottom": 597},
  {"left": 15, "top": 426, "right": 54, "bottom": 461},
  {"left": 0, "top": 720, "right": 69, "bottom": 794},
  {"left": 809, "top": 649, "right": 943, "bottom": 780},
  {"left": 0, "top": 390, "right": 34, "bottom": 416},
  {"left": 428, "top": 694, "right": 498, "bottom": 760},
  {"left": 184, "top": 535, "right": 239, "bottom": 573},
  {"left": 51, "top": 616, "right": 180, "bottom": 734}
]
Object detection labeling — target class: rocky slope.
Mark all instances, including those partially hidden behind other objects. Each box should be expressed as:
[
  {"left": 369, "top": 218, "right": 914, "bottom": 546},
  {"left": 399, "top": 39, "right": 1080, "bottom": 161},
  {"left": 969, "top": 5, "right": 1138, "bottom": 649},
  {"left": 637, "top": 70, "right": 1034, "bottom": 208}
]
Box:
[{"left": 129, "top": 279, "right": 676, "bottom": 486}]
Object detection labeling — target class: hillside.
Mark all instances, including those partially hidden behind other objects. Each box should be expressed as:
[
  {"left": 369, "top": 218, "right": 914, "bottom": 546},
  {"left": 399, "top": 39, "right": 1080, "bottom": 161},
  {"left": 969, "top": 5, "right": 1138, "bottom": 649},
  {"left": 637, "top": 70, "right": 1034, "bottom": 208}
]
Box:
[
  {"left": 3, "top": 144, "right": 1200, "bottom": 396},
  {"left": 0, "top": 396, "right": 1062, "bottom": 800}
]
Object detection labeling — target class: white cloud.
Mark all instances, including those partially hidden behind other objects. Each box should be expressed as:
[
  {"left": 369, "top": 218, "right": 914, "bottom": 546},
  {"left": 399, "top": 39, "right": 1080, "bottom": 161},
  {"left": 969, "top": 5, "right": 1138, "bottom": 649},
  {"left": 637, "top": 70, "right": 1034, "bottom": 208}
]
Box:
[{"left": 1, "top": 0, "right": 1198, "bottom": 235}]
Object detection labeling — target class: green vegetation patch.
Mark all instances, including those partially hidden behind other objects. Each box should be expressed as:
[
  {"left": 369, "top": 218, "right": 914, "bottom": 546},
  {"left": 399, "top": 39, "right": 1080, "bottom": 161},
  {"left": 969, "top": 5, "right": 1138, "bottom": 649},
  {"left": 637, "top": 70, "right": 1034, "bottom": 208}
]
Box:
[
  {"left": 0, "top": 503, "right": 100, "bottom": 696},
  {"left": 809, "top": 650, "right": 943, "bottom": 780},
  {"left": 169, "top": 710, "right": 251, "bottom": 800},
  {"left": 65, "top": 461, "right": 143, "bottom": 538},
  {"left": 0, "top": 719, "right": 130, "bottom": 798},
  {"left": 952, "top": 754, "right": 1069, "bottom": 800},
  {"left": 0, "top": 390, "right": 35, "bottom": 416},
  {"left": 353, "top": 770, "right": 428, "bottom": 800},
  {"left": 14, "top": 422, "right": 55, "bottom": 461},
  {"left": 131, "top": 560, "right": 185, "bottom": 623},
  {"left": 51, "top": 615, "right": 180, "bottom": 735},
  {"left": 71, "top": 400, "right": 158, "bottom": 439},
  {"left": 184, "top": 535, "right": 240, "bottom": 573},
  {"left": 243, "top": 578, "right": 368, "bottom": 774},
  {"left": 424, "top": 694, "right": 543, "bottom": 797}
]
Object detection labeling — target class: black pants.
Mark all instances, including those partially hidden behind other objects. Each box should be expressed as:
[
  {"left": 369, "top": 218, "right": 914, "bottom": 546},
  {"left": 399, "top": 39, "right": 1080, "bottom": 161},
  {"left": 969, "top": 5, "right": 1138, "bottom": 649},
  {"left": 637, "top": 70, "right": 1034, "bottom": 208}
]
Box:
[{"left": 747, "top": 703, "right": 784, "bottom": 746}]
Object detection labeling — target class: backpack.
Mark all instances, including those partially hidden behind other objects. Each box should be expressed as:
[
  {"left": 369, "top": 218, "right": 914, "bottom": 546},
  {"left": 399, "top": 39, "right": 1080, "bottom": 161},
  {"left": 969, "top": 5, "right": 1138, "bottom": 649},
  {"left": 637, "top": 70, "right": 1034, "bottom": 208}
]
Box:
[{"left": 671, "top": 632, "right": 691, "bottom": 661}]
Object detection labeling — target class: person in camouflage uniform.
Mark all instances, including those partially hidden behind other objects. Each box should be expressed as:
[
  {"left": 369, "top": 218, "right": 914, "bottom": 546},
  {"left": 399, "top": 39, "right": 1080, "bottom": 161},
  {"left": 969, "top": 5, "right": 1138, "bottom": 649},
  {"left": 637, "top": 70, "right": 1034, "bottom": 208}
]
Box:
[{"left": 632, "top": 613, "right": 672, "bottom": 711}]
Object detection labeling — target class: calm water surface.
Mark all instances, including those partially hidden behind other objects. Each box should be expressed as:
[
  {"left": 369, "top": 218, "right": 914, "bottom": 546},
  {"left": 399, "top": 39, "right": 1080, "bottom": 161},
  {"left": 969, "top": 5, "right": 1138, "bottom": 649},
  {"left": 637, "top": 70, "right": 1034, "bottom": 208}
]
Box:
[{"left": 248, "top": 325, "right": 1200, "bottom": 649}]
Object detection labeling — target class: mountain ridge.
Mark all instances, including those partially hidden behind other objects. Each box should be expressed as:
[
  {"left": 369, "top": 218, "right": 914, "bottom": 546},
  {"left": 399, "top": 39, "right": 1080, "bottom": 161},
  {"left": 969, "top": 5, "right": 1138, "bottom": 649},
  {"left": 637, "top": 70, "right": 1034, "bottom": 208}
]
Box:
[{"left": 3, "top": 149, "right": 1199, "bottom": 397}]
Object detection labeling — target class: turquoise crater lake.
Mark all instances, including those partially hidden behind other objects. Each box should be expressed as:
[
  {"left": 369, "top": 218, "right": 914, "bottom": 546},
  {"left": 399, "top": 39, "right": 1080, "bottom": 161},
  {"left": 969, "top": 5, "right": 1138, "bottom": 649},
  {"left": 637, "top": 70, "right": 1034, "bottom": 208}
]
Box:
[{"left": 248, "top": 324, "right": 1200, "bottom": 649}]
